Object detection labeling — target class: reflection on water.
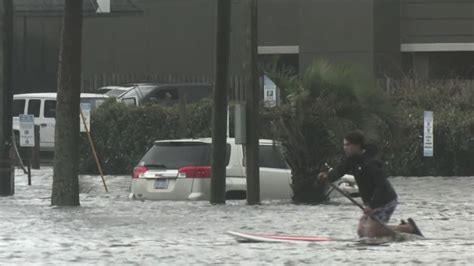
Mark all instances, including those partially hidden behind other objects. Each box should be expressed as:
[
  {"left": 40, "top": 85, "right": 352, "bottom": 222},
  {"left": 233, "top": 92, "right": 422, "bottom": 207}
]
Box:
[{"left": 1, "top": 168, "right": 473, "bottom": 265}]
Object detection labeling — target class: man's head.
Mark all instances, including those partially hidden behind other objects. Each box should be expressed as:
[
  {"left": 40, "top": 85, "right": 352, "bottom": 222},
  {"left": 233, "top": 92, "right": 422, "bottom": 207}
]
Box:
[{"left": 343, "top": 130, "right": 365, "bottom": 157}]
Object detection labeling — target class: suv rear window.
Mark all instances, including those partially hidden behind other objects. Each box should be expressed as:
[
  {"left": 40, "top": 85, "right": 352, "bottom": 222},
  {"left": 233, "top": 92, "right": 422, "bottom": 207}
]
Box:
[
  {"left": 140, "top": 142, "right": 231, "bottom": 169},
  {"left": 259, "top": 145, "right": 289, "bottom": 169}
]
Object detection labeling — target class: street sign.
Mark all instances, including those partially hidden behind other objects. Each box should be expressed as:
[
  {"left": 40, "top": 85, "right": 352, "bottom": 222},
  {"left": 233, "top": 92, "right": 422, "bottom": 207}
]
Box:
[
  {"left": 423, "top": 111, "right": 434, "bottom": 157},
  {"left": 263, "top": 76, "right": 277, "bottom": 107},
  {"left": 19, "top": 114, "right": 35, "bottom": 147},
  {"left": 80, "top": 103, "right": 91, "bottom": 132}
]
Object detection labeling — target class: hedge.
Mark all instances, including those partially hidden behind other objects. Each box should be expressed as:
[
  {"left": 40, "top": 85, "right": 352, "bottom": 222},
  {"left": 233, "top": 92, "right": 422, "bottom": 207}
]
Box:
[
  {"left": 79, "top": 99, "right": 212, "bottom": 175},
  {"left": 80, "top": 80, "right": 474, "bottom": 176}
]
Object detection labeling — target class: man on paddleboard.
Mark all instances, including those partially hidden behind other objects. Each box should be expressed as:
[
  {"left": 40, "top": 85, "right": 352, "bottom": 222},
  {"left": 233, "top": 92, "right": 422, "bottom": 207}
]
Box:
[{"left": 318, "top": 130, "right": 423, "bottom": 238}]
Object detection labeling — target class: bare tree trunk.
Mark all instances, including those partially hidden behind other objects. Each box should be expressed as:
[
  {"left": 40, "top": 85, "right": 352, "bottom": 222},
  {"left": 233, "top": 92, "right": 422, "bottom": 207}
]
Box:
[
  {"left": 51, "top": 0, "right": 83, "bottom": 206},
  {"left": 0, "top": 0, "right": 14, "bottom": 196},
  {"left": 210, "top": 0, "right": 231, "bottom": 204}
]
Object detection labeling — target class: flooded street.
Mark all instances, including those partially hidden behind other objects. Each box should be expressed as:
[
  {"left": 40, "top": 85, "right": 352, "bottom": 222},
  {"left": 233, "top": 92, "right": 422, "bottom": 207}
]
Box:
[{"left": 1, "top": 167, "right": 473, "bottom": 265}]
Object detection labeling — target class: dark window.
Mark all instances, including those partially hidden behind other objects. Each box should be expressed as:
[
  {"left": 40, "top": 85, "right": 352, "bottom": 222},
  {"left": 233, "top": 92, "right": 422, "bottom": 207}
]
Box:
[
  {"left": 144, "top": 87, "right": 179, "bottom": 105},
  {"left": 44, "top": 100, "right": 56, "bottom": 118},
  {"left": 140, "top": 142, "right": 231, "bottom": 169},
  {"left": 12, "top": 99, "right": 25, "bottom": 116},
  {"left": 259, "top": 145, "right": 289, "bottom": 169},
  {"left": 136, "top": 85, "right": 160, "bottom": 98},
  {"left": 27, "top": 100, "right": 41, "bottom": 118}
]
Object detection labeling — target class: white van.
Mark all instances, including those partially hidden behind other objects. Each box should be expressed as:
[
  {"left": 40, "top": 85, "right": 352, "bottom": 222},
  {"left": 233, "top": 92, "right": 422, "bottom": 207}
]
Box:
[
  {"left": 12, "top": 93, "right": 109, "bottom": 152},
  {"left": 129, "top": 138, "right": 359, "bottom": 201},
  {"left": 130, "top": 138, "right": 293, "bottom": 201}
]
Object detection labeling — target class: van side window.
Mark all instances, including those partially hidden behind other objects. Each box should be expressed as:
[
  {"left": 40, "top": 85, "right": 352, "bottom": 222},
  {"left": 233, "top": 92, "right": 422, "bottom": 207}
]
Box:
[
  {"left": 12, "top": 99, "right": 25, "bottom": 116},
  {"left": 44, "top": 100, "right": 57, "bottom": 118},
  {"left": 146, "top": 88, "right": 179, "bottom": 105},
  {"left": 27, "top": 100, "right": 41, "bottom": 118}
]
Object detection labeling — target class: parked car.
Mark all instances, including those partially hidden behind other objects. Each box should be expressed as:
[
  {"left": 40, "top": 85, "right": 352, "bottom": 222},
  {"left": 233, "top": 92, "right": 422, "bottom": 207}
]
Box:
[
  {"left": 129, "top": 138, "right": 360, "bottom": 201},
  {"left": 129, "top": 138, "right": 292, "bottom": 201},
  {"left": 327, "top": 174, "right": 359, "bottom": 198},
  {"left": 117, "top": 83, "right": 212, "bottom": 107},
  {"left": 96, "top": 86, "right": 131, "bottom": 98},
  {"left": 12, "top": 93, "right": 109, "bottom": 152}
]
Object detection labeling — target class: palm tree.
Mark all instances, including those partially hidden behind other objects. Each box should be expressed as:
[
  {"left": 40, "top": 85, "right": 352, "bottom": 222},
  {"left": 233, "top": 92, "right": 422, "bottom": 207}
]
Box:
[{"left": 268, "top": 61, "right": 396, "bottom": 203}]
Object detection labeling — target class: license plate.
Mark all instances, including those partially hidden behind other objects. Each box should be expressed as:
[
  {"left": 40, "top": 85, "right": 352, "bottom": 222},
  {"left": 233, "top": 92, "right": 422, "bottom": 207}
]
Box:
[{"left": 154, "top": 179, "right": 169, "bottom": 189}]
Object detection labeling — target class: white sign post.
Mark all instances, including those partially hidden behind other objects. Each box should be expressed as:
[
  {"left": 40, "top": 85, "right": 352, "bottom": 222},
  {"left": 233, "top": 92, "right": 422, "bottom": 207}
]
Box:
[
  {"left": 80, "top": 103, "right": 91, "bottom": 132},
  {"left": 423, "top": 111, "right": 434, "bottom": 157},
  {"left": 19, "top": 114, "right": 35, "bottom": 147}
]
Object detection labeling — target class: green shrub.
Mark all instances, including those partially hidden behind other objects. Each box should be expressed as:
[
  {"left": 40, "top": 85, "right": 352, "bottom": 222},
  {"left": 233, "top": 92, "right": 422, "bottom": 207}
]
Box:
[
  {"left": 79, "top": 99, "right": 212, "bottom": 175},
  {"left": 79, "top": 78, "right": 474, "bottom": 179},
  {"left": 385, "top": 79, "right": 474, "bottom": 176}
]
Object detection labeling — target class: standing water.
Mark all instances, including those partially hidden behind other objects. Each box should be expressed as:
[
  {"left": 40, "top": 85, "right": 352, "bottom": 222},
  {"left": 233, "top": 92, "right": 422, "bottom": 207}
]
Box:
[{"left": 1, "top": 167, "right": 473, "bottom": 265}]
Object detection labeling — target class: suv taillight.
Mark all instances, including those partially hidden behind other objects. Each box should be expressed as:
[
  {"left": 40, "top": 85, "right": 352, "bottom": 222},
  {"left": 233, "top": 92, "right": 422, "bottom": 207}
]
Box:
[
  {"left": 133, "top": 166, "right": 148, "bottom": 179},
  {"left": 178, "top": 166, "right": 211, "bottom": 179}
]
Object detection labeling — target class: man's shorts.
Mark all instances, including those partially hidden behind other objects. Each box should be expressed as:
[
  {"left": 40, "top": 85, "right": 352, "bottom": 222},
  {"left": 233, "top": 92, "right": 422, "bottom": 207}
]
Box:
[{"left": 362, "top": 198, "right": 398, "bottom": 224}]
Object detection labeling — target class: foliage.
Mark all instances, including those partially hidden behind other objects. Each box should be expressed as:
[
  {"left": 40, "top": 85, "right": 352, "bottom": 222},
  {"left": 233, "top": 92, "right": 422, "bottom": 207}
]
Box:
[
  {"left": 79, "top": 70, "right": 474, "bottom": 203},
  {"left": 79, "top": 99, "right": 212, "bottom": 175},
  {"left": 384, "top": 79, "right": 474, "bottom": 176},
  {"left": 265, "top": 60, "right": 396, "bottom": 203}
]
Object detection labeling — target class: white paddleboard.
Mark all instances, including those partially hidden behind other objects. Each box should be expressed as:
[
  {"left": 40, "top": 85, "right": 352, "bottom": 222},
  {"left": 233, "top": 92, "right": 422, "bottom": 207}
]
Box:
[{"left": 226, "top": 231, "right": 333, "bottom": 243}]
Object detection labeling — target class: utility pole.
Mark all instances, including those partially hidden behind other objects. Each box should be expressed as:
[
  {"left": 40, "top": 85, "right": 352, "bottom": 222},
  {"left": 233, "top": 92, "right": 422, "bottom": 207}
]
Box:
[
  {"left": 0, "top": 0, "right": 14, "bottom": 196},
  {"left": 245, "top": 0, "right": 260, "bottom": 205},
  {"left": 210, "top": 0, "right": 231, "bottom": 204}
]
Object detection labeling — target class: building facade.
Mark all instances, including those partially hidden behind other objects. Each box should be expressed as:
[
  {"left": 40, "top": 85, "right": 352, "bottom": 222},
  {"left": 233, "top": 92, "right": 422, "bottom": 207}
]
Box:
[{"left": 12, "top": 0, "right": 474, "bottom": 93}]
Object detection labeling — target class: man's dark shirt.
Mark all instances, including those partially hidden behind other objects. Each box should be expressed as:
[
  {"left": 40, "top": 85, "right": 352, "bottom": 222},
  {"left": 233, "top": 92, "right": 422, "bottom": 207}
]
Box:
[{"left": 328, "top": 145, "right": 397, "bottom": 209}]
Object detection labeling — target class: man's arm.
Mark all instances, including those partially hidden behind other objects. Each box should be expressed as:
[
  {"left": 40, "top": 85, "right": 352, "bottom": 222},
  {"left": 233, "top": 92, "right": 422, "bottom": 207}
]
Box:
[{"left": 327, "top": 161, "right": 349, "bottom": 182}]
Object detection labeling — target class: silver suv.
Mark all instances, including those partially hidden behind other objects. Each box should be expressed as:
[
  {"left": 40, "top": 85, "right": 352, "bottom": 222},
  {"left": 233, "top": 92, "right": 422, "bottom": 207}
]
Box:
[{"left": 117, "top": 83, "right": 212, "bottom": 107}]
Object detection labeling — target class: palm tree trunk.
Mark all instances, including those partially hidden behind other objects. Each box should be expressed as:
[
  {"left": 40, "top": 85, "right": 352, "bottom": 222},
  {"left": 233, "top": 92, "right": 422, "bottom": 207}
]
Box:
[
  {"left": 51, "top": 0, "right": 83, "bottom": 206},
  {"left": 291, "top": 171, "right": 328, "bottom": 203}
]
